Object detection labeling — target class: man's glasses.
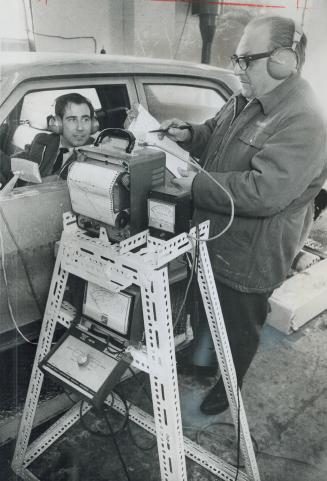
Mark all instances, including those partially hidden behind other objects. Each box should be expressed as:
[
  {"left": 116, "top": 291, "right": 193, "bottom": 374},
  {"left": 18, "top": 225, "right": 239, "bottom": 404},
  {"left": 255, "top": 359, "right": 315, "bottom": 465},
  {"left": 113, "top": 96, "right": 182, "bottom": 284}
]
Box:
[{"left": 231, "top": 51, "right": 274, "bottom": 71}]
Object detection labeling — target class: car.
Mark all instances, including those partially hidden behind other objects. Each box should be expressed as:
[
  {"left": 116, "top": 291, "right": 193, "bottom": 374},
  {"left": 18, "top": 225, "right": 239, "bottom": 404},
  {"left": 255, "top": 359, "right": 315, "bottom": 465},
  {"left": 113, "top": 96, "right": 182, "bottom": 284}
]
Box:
[{"left": 0, "top": 51, "right": 240, "bottom": 351}]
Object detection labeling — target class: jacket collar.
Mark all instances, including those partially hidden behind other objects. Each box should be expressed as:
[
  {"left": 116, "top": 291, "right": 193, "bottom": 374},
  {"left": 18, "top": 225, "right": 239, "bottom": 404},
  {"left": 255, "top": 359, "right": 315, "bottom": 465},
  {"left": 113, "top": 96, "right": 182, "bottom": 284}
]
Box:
[{"left": 256, "top": 73, "right": 302, "bottom": 115}]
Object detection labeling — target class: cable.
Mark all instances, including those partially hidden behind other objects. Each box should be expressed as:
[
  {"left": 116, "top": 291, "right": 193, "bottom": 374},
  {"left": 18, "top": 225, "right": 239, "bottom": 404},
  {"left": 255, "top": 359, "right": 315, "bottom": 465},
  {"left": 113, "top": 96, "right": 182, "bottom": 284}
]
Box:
[
  {"left": 173, "top": 230, "right": 199, "bottom": 330},
  {"left": 257, "top": 450, "right": 327, "bottom": 474},
  {"left": 79, "top": 392, "right": 129, "bottom": 438},
  {"left": 102, "top": 408, "right": 132, "bottom": 481},
  {"left": 126, "top": 367, "right": 157, "bottom": 451},
  {"left": 195, "top": 420, "right": 327, "bottom": 476},
  {"left": 79, "top": 396, "right": 132, "bottom": 481},
  {"left": 0, "top": 207, "right": 38, "bottom": 345},
  {"left": 64, "top": 389, "right": 78, "bottom": 405},
  {"left": 235, "top": 387, "right": 241, "bottom": 481},
  {"left": 174, "top": 1, "right": 191, "bottom": 59},
  {"left": 301, "top": 0, "right": 309, "bottom": 28},
  {"left": 139, "top": 141, "right": 235, "bottom": 243},
  {"left": 34, "top": 32, "right": 97, "bottom": 53},
  {"left": 128, "top": 367, "right": 152, "bottom": 404}
]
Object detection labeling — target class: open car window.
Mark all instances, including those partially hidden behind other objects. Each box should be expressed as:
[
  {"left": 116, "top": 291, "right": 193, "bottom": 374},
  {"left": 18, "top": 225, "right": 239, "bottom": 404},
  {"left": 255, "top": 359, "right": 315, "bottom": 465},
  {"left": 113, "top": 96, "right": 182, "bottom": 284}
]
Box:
[
  {"left": 8, "top": 84, "right": 132, "bottom": 154},
  {"left": 143, "top": 84, "right": 226, "bottom": 123},
  {"left": 12, "top": 88, "right": 101, "bottom": 152},
  {"left": 20, "top": 88, "right": 101, "bottom": 129}
]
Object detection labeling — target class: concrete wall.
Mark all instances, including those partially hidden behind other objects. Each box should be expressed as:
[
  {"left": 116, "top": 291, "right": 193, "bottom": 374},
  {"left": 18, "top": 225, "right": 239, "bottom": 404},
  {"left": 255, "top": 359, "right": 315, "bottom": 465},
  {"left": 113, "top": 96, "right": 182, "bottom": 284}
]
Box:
[
  {"left": 31, "top": 0, "right": 179, "bottom": 57},
  {"left": 133, "top": 0, "right": 179, "bottom": 58},
  {"left": 29, "top": 0, "right": 203, "bottom": 61},
  {"left": 31, "top": 0, "right": 125, "bottom": 54}
]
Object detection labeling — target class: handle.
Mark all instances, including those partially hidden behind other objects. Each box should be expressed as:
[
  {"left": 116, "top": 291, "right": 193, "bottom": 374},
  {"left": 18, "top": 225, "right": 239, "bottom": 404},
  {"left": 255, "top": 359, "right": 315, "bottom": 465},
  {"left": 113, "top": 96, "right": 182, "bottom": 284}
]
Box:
[{"left": 94, "top": 128, "right": 136, "bottom": 153}]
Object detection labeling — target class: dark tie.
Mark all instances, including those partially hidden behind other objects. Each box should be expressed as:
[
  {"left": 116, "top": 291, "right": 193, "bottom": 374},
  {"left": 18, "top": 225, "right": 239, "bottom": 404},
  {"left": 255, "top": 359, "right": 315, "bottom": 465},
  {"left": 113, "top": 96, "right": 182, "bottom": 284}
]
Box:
[{"left": 52, "top": 147, "right": 69, "bottom": 174}]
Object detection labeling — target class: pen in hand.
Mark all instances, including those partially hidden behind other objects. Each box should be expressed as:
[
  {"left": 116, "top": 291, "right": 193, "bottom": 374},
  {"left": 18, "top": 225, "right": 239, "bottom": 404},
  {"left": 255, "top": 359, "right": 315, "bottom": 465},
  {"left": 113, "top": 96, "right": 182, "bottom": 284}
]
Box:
[{"left": 149, "top": 125, "right": 189, "bottom": 134}]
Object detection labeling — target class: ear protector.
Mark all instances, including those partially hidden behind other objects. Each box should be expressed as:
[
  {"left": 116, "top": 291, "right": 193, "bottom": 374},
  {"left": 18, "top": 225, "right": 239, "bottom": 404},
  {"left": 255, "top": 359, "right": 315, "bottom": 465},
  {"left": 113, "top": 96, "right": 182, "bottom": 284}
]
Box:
[
  {"left": 47, "top": 114, "right": 99, "bottom": 135},
  {"left": 267, "top": 22, "right": 303, "bottom": 80}
]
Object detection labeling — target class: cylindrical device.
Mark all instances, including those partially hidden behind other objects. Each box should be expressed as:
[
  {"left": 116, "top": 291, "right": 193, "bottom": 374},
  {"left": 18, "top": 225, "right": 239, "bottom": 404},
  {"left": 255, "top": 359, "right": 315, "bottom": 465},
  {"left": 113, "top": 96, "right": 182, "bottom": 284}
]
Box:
[{"left": 192, "top": 1, "right": 222, "bottom": 65}]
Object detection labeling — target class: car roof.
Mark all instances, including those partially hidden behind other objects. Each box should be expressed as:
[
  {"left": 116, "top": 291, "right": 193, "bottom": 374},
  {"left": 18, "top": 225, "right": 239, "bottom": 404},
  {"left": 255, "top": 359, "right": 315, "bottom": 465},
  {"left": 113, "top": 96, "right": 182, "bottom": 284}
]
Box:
[{"left": 0, "top": 51, "right": 239, "bottom": 104}]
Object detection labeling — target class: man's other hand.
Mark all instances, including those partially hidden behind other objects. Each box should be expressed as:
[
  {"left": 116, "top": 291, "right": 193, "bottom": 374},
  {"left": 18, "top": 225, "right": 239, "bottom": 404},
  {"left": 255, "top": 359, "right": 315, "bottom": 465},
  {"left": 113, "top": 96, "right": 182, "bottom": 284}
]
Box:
[
  {"left": 157, "top": 118, "right": 191, "bottom": 143},
  {"left": 171, "top": 168, "right": 197, "bottom": 192}
]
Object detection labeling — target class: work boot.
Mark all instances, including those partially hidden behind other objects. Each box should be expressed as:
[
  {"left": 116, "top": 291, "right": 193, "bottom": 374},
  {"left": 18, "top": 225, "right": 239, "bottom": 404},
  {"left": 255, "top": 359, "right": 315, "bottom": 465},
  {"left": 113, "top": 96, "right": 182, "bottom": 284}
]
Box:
[
  {"left": 200, "top": 373, "right": 245, "bottom": 415},
  {"left": 200, "top": 377, "right": 243, "bottom": 415},
  {"left": 200, "top": 379, "right": 229, "bottom": 415}
]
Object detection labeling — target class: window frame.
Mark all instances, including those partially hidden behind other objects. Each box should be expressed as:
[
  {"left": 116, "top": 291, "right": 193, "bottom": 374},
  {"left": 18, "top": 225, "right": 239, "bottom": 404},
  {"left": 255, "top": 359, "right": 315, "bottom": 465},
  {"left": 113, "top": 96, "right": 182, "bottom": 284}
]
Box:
[{"left": 134, "top": 74, "right": 232, "bottom": 123}]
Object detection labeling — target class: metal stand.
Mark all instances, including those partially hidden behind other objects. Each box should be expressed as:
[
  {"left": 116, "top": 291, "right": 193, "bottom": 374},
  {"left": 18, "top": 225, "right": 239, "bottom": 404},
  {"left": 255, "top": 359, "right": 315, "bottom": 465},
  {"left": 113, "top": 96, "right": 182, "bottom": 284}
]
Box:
[{"left": 12, "top": 213, "right": 260, "bottom": 481}]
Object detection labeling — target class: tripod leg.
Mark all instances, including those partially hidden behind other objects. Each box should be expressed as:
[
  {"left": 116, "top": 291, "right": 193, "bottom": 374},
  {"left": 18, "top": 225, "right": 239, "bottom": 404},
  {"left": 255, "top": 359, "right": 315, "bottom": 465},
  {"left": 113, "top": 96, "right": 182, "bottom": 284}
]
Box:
[
  {"left": 195, "top": 242, "right": 261, "bottom": 481},
  {"left": 140, "top": 266, "right": 188, "bottom": 481},
  {"left": 12, "top": 242, "right": 69, "bottom": 477}
]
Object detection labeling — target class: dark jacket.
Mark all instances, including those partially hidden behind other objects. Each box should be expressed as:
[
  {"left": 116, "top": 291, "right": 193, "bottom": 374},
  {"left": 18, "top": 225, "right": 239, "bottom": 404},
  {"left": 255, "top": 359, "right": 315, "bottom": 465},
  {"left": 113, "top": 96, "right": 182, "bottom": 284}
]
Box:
[
  {"left": 15, "top": 133, "right": 67, "bottom": 178},
  {"left": 185, "top": 74, "right": 327, "bottom": 293},
  {"left": 8, "top": 133, "right": 93, "bottom": 182}
]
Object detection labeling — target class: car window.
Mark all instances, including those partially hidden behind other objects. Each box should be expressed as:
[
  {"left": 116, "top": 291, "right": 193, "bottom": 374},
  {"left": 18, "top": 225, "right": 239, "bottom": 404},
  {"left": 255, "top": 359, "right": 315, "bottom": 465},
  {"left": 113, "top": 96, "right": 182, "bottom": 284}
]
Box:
[
  {"left": 144, "top": 84, "right": 225, "bottom": 123},
  {"left": 9, "top": 85, "right": 131, "bottom": 153},
  {"left": 20, "top": 88, "right": 101, "bottom": 130}
]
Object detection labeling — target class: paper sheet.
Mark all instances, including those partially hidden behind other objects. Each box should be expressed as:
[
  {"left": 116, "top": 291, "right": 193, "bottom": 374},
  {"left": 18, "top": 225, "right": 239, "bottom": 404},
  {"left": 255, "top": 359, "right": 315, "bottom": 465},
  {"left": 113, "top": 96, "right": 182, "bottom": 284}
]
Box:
[
  {"left": 127, "top": 104, "right": 190, "bottom": 178},
  {"left": 67, "top": 162, "right": 123, "bottom": 226}
]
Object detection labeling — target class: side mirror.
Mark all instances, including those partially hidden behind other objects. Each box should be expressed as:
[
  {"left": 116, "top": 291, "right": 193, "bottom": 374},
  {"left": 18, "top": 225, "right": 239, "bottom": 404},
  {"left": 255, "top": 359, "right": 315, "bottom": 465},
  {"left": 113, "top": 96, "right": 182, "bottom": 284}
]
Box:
[{"left": 0, "top": 157, "right": 42, "bottom": 196}]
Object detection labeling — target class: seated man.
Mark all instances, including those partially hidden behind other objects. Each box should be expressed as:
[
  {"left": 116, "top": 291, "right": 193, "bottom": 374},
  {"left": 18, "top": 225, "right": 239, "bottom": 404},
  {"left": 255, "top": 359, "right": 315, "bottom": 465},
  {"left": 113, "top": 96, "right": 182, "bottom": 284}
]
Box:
[{"left": 4, "top": 92, "right": 98, "bottom": 184}]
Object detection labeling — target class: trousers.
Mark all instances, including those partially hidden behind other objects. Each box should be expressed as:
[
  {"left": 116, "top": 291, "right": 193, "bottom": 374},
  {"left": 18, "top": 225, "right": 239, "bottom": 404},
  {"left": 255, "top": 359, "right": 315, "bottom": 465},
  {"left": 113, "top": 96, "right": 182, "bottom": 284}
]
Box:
[{"left": 190, "top": 280, "right": 272, "bottom": 384}]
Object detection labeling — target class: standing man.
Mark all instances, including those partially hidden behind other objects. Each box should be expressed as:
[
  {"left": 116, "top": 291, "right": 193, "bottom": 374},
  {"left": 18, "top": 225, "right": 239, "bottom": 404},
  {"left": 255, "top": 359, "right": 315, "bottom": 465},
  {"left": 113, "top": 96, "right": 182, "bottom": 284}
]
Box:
[
  {"left": 159, "top": 16, "right": 327, "bottom": 415},
  {"left": 1, "top": 92, "right": 98, "bottom": 184}
]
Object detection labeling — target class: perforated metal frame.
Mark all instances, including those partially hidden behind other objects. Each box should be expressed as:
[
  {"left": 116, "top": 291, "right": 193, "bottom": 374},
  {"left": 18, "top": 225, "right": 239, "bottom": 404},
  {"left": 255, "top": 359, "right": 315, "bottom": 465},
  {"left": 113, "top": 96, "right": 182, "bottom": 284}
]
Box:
[{"left": 12, "top": 214, "right": 260, "bottom": 481}]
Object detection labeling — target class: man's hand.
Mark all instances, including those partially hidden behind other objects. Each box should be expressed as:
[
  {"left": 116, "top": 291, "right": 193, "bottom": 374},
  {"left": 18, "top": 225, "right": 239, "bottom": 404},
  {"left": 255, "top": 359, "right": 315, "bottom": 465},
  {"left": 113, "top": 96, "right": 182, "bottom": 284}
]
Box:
[
  {"left": 171, "top": 168, "right": 197, "bottom": 192},
  {"left": 157, "top": 118, "right": 192, "bottom": 143}
]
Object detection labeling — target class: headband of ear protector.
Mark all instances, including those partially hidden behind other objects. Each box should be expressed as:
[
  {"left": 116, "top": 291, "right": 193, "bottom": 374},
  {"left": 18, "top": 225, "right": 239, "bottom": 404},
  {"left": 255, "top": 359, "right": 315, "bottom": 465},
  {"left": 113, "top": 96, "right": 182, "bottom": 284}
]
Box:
[
  {"left": 267, "top": 22, "right": 303, "bottom": 80},
  {"left": 47, "top": 113, "right": 99, "bottom": 135}
]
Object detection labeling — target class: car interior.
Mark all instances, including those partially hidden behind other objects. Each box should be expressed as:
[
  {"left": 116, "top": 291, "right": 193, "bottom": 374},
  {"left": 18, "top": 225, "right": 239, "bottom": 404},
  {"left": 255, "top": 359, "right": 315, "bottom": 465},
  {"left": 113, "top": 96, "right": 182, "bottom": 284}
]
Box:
[{"left": 0, "top": 85, "right": 131, "bottom": 158}]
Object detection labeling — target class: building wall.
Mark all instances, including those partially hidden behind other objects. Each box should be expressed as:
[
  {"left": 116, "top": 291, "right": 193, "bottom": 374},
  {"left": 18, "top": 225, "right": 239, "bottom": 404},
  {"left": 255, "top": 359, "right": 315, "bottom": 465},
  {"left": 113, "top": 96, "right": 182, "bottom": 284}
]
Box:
[
  {"left": 31, "top": 0, "right": 124, "bottom": 54},
  {"left": 30, "top": 0, "right": 181, "bottom": 57},
  {"left": 29, "top": 0, "right": 204, "bottom": 61}
]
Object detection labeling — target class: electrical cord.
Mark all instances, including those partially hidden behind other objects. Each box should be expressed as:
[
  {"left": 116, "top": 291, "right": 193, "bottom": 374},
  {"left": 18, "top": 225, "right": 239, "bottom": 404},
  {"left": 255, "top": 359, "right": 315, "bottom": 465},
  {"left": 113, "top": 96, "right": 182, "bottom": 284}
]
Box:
[
  {"left": 194, "top": 385, "right": 242, "bottom": 481},
  {"left": 173, "top": 1, "right": 191, "bottom": 59},
  {"left": 194, "top": 421, "right": 327, "bottom": 476},
  {"left": 79, "top": 391, "right": 129, "bottom": 438},
  {"left": 139, "top": 141, "right": 235, "bottom": 243},
  {"left": 102, "top": 407, "right": 132, "bottom": 481},
  {"left": 0, "top": 206, "right": 39, "bottom": 345},
  {"left": 125, "top": 366, "right": 157, "bottom": 451},
  {"left": 235, "top": 387, "right": 241, "bottom": 481},
  {"left": 64, "top": 389, "right": 77, "bottom": 405},
  {"left": 105, "top": 337, "right": 126, "bottom": 356},
  {"left": 34, "top": 32, "right": 97, "bottom": 53},
  {"left": 194, "top": 421, "right": 258, "bottom": 467},
  {"left": 79, "top": 394, "right": 132, "bottom": 481},
  {"left": 173, "top": 227, "right": 199, "bottom": 331},
  {"left": 257, "top": 450, "right": 327, "bottom": 474}
]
